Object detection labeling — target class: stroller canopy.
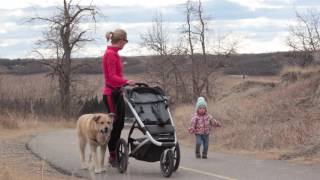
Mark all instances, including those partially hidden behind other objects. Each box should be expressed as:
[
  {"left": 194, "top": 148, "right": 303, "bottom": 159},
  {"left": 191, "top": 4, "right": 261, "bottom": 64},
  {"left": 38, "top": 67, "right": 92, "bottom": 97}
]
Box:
[{"left": 125, "top": 86, "right": 170, "bottom": 125}]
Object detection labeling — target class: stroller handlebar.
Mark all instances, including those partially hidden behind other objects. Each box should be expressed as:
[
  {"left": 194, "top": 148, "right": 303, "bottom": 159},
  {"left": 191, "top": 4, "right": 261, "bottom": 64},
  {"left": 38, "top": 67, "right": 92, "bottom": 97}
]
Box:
[
  {"left": 134, "top": 83, "right": 149, "bottom": 87},
  {"left": 123, "top": 82, "right": 148, "bottom": 88}
]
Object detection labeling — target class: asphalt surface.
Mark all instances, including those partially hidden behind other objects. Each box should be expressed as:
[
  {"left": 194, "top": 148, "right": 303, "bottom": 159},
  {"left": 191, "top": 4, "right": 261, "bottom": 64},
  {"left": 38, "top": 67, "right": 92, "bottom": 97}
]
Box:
[{"left": 27, "top": 128, "right": 320, "bottom": 180}]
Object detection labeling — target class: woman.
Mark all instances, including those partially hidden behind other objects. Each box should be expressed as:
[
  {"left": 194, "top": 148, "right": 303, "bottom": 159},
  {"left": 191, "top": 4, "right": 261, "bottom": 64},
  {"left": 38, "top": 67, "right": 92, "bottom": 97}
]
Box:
[{"left": 102, "top": 29, "right": 135, "bottom": 166}]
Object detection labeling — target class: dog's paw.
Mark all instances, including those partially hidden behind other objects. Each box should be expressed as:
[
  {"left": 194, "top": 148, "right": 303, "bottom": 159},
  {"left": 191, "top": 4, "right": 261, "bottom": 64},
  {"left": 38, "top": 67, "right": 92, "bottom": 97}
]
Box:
[
  {"left": 80, "top": 162, "right": 89, "bottom": 169},
  {"left": 94, "top": 167, "right": 106, "bottom": 174}
]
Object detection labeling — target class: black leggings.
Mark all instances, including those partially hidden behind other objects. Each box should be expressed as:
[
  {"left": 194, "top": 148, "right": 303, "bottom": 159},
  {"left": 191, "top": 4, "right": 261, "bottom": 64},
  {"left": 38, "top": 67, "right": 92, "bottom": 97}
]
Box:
[{"left": 103, "top": 92, "right": 125, "bottom": 152}]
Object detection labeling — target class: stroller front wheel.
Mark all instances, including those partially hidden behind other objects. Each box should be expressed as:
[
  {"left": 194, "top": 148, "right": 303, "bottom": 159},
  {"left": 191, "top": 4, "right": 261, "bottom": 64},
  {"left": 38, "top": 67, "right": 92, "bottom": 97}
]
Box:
[
  {"left": 160, "top": 149, "right": 174, "bottom": 177},
  {"left": 173, "top": 142, "right": 180, "bottom": 172},
  {"left": 115, "top": 138, "right": 128, "bottom": 173}
]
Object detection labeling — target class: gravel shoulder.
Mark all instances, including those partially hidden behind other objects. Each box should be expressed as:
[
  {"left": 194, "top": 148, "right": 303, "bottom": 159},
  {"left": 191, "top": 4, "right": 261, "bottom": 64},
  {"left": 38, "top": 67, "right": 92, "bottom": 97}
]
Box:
[{"left": 0, "top": 128, "right": 82, "bottom": 180}]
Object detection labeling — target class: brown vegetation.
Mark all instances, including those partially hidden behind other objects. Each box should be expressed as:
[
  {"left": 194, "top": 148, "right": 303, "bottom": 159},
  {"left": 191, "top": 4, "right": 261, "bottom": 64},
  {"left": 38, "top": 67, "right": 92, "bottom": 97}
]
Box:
[
  {"left": 0, "top": 73, "right": 105, "bottom": 117},
  {"left": 0, "top": 112, "right": 78, "bottom": 180},
  {"left": 29, "top": 0, "right": 98, "bottom": 116},
  {"left": 173, "top": 67, "right": 320, "bottom": 161},
  {"left": 1, "top": 63, "right": 320, "bottom": 176}
]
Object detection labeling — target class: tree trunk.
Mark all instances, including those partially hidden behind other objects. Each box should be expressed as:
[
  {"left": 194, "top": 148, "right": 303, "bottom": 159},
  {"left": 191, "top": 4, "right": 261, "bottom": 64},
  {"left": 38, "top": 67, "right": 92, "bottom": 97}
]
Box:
[{"left": 60, "top": 50, "right": 72, "bottom": 117}]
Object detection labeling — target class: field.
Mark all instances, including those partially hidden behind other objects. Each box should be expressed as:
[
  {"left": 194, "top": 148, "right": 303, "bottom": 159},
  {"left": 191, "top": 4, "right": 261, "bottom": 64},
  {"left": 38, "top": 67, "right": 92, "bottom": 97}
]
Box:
[
  {"left": 1, "top": 65, "right": 320, "bottom": 179},
  {"left": 173, "top": 71, "right": 320, "bottom": 162},
  {"left": 0, "top": 115, "right": 79, "bottom": 180}
]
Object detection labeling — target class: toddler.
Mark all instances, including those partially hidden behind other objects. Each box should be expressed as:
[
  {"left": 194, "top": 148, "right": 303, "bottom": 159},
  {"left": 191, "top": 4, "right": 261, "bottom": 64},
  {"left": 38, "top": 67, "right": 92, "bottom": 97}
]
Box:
[{"left": 188, "top": 97, "right": 221, "bottom": 159}]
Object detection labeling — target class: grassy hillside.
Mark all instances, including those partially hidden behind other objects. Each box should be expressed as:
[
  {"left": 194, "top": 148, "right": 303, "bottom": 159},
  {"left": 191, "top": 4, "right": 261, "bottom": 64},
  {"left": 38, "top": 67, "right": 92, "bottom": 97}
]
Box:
[
  {"left": 1, "top": 52, "right": 320, "bottom": 162},
  {"left": 174, "top": 67, "right": 320, "bottom": 161}
]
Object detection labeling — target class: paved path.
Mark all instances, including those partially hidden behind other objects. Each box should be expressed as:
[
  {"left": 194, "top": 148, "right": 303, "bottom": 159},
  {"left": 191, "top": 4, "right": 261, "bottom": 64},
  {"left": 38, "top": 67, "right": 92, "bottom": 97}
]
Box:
[{"left": 27, "top": 129, "right": 320, "bottom": 180}]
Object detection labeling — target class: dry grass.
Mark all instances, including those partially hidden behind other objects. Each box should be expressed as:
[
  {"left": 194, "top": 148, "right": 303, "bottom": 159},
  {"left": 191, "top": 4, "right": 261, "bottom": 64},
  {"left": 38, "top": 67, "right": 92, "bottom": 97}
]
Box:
[
  {"left": 0, "top": 112, "right": 80, "bottom": 180},
  {"left": 0, "top": 73, "right": 144, "bottom": 117},
  {"left": 173, "top": 104, "right": 194, "bottom": 146},
  {"left": 280, "top": 65, "right": 320, "bottom": 83},
  {"left": 0, "top": 112, "right": 75, "bottom": 132},
  {"left": 0, "top": 73, "right": 144, "bottom": 99},
  {"left": 2, "top": 68, "right": 320, "bottom": 166},
  {"left": 0, "top": 74, "right": 57, "bottom": 99},
  {"left": 281, "top": 65, "right": 320, "bottom": 75},
  {"left": 0, "top": 164, "right": 78, "bottom": 180},
  {"left": 0, "top": 74, "right": 101, "bottom": 102},
  {"left": 173, "top": 71, "right": 320, "bottom": 161},
  {"left": 0, "top": 73, "right": 145, "bottom": 180}
]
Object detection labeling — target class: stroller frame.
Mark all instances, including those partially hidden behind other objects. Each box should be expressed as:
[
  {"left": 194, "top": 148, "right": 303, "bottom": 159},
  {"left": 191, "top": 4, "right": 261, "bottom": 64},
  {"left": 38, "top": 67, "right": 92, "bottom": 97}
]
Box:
[
  {"left": 124, "top": 95, "right": 177, "bottom": 147},
  {"left": 115, "top": 83, "right": 180, "bottom": 177}
]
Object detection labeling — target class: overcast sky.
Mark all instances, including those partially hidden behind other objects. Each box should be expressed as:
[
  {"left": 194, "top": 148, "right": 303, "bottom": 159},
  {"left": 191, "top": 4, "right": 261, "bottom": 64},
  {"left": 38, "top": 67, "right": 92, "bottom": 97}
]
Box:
[{"left": 0, "top": 0, "right": 319, "bottom": 59}]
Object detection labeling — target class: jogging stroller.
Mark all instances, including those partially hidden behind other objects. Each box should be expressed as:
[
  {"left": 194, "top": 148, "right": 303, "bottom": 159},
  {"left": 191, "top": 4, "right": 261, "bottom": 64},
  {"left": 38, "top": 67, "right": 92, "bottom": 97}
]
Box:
[{"left": 114, "top": 83, "right": 180, "bottom": 177}]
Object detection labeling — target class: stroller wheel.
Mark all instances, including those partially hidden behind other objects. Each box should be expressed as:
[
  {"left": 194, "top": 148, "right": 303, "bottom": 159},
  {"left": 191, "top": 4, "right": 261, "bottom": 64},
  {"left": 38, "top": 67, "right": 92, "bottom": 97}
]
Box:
[
  {"left": 115, "top": 138, "right": 128, "bottom": 173},
  {"left": 160, "top": 149, "right": 174, "bottom": 177},
  {"left": 173, "top": 142, "right": 180, "bottom": 172}
]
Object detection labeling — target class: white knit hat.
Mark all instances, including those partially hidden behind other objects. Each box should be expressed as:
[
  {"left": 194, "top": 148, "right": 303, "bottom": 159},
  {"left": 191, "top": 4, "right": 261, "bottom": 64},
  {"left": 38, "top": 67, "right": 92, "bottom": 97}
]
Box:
[{"left": 195, "top": 96, "right": 207, "bottom": 111}]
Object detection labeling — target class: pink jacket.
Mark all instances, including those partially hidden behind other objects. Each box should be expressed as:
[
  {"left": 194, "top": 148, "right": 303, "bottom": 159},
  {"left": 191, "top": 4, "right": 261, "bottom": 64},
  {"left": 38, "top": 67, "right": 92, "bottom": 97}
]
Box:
[
  {"left": 188, "top": 113, "right": 219, "bottom": 135},
  {"left": 102, "top": 46, "right": 128, "bottom": 95}
]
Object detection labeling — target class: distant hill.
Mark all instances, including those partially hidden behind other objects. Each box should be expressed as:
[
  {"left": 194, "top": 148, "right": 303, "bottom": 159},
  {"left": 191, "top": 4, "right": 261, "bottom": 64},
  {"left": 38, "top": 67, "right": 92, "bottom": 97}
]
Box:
[
  {"left": 0, "top": 57, "right": 146, "bottom": 75},
  {"left": 0, "top": 58, "right": 50, "bottom": 74},
  {"left": 223, "top": 52, "right": 304, "bottom": 75},
  {"left": 0, "top": 52, "right": 307, "bottom": 76}
]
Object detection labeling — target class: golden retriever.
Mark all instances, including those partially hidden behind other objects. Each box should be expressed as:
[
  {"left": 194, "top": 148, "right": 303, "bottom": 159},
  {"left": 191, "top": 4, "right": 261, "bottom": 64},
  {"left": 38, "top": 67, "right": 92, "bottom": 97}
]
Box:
[{"left": 76, "top": 113, "right": 114, "bottom": 173}]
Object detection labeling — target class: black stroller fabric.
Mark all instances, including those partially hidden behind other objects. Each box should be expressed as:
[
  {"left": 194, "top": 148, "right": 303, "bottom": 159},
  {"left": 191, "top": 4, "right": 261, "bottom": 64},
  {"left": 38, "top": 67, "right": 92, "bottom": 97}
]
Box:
[
  {"left": 129, "top": 138, "right": 169, "bottom": 162},
  {"left": 125, "top": 86, "right": 176, "bottom": 162},
  {"left": 127, "top": 87, "right": 170, "bottom": 126}
]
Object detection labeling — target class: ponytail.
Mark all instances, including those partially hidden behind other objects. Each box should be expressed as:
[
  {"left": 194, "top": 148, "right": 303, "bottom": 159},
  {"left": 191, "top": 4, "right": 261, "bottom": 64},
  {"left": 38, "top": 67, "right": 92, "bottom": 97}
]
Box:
[
  {"left": 105, "top": 29, "right": 127, "bottom": 44},
  {"left": 105, "top": 32, "right": 113, "bottom": 42}
]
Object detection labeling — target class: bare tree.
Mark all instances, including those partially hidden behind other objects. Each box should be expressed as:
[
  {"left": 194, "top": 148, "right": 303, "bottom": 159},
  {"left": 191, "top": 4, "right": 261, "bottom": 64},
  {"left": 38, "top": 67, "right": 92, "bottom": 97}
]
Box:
[
  {"left": 194, "top": 0, "right": 211, "bottom": 97},
  {"left": 141, "top": 0, "right": 237, "bottom": 102},
  {"left": 141, "top": 12, "right": 170, "bottom": 92},
  {"left": 182, "top": 0, "right": 199, "bottom": 99},
  {"left": 29, "top": 0, "right": 98, "bottom": 116},
  {"left": 141, "top": 12, "right": 168, "bottom": 56},
  {"left": 182, "top": 0, "right": 211, "bottom": 98},
  {"left": 183, "top": 0, "right": 237, "bottom": 99},
  {"left": 287, "top": 10, "right": 320, "bottom": 66},
  {"left": 141, "top": 12, "right": 189, "bottom": 102}
]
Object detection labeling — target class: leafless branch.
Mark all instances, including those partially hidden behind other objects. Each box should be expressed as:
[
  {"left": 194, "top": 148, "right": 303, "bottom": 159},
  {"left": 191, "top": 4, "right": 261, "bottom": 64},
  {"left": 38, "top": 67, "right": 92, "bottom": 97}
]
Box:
[
  {"left": 287, "top": 10, "right": 320, "bottom": 65},
  {"left": 28, "top": 0, "right": 99, "bottom": 116}
]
